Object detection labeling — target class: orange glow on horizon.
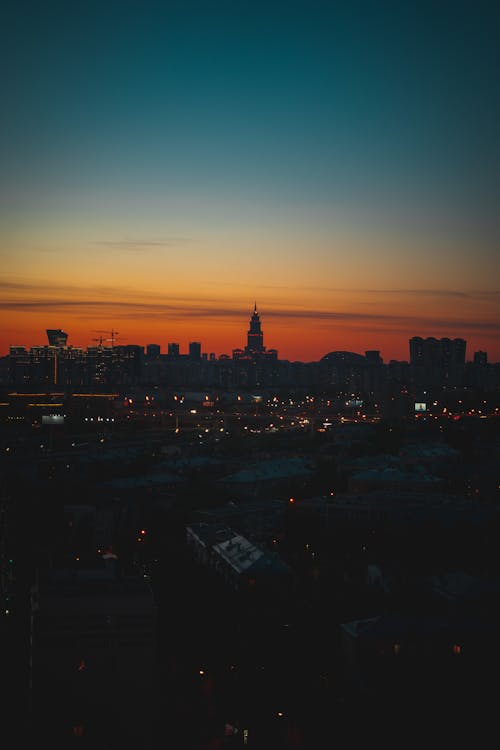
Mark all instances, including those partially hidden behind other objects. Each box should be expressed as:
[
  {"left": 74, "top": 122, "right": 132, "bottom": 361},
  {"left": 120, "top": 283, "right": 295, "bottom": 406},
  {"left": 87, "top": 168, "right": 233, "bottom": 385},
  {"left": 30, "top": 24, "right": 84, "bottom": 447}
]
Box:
[
  {"left": 2, "top": 217, "right": 499, "bottom": 363},
  {"left": 1, "top": 304, "right": 499, "bottom": 363},
  {"left": 1, "top": 267, "right": 499, "bottom": 362}
]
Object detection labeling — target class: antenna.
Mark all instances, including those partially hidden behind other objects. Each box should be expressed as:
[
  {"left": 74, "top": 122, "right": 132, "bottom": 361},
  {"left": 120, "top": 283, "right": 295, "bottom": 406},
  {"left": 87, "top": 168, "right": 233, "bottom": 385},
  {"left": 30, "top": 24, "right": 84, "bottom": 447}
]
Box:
[{"left": 109, "top": 328, "right": 119, "bottom": 347}]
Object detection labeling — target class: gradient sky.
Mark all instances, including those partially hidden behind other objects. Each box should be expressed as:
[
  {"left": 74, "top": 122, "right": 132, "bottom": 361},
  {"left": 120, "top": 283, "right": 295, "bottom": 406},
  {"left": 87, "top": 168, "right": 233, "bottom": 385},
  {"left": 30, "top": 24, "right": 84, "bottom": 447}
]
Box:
[{"left": 2, "top": 0, "right": 499, "bottom": 361}]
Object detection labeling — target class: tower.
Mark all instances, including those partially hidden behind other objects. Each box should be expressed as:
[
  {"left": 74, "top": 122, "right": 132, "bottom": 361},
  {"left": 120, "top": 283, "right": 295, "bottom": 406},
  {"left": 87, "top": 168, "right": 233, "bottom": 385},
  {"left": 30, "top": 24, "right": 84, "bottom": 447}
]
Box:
[{"left": 245, "top": 302, "right": 265, "bottom": 354}]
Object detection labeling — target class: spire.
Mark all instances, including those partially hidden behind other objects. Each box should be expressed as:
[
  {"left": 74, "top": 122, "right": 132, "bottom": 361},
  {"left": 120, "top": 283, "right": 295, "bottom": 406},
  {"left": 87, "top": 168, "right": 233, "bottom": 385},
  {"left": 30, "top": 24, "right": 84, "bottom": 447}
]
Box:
[{"left": 254, "top": 301, "right": 257, "bottom": 314}]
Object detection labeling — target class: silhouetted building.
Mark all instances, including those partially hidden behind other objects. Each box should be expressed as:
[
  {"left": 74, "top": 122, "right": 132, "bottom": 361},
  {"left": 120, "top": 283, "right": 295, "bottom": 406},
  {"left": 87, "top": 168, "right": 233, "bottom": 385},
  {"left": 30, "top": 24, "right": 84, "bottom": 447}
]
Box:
[
  {"left": 46, "top": 329, "right": 68, "bottom": 347},
  {"left": 365, "top": 350, "right": 382, "bottom": 365},
  {"left": 409, "top": 337, "right": 466, "bottom": 387},
  {"left": 320, "top": 351, "right": 366, "bottom": 390},
  {"left": 467, "top": 351, "right": 492, "bottom": 389},
  {"left": 9, "top": 346, "right": 29, "bottom": 385},
  {"left": 146, "top": 344, "right": 161, "bottom": 358},
  {"left": 189, "top": 341, "right": 201, "bottom": 360},
  {"left": 6, "top": 321, "right": 498, "bottom": 393},
  {"left": 409, "top": 337, "right": 466, "bottom": 367},
  {"left": 245, "top": 302, "right": 265, "bottom": 354}
]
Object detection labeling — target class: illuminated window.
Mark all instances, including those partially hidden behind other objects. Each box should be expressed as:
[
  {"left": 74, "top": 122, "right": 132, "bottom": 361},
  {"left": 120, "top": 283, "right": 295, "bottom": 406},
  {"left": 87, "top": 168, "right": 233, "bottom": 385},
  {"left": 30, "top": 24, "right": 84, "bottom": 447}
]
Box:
[
  {"left": 393, "top": 643, "right": 401, "bottom": 656},
  {"left": 452, "top": 644, "right": 462, "bottom": 655}
]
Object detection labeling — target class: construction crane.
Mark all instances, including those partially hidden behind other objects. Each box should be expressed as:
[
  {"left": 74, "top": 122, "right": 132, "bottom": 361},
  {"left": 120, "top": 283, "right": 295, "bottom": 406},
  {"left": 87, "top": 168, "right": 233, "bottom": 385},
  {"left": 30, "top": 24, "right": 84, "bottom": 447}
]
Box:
[{"left": 91, "top": 329, "right": 120, "bottom": 347}]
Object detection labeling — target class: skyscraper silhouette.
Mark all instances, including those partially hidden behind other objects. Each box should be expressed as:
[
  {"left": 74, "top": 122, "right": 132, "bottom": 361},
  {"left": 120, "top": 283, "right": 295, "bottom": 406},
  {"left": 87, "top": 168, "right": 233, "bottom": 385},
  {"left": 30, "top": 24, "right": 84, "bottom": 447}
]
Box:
[{"left": 245, "top": 302, "right": 265, "bottom": 354}]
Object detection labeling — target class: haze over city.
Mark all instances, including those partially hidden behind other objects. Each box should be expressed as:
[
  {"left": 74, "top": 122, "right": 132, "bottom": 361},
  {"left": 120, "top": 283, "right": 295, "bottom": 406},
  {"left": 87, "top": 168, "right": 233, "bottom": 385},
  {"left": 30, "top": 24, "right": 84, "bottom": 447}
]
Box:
[{"left": 2, "top": 0, "right": 500, "bottom": 361}]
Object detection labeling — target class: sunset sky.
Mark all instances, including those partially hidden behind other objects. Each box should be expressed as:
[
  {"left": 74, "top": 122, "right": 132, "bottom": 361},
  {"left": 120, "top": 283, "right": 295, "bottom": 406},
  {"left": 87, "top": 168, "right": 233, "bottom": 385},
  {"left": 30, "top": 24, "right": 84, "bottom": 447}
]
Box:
[{"left": 2, "top": 0, "right": 499, "bottom": 362}]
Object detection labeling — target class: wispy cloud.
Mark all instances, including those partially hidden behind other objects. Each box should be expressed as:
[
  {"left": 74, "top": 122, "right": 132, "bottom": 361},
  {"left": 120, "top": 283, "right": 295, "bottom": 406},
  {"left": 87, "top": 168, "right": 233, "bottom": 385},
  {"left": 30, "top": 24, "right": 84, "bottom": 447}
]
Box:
[
  {"left": 93, "top": 237, "right": 192, "bottom": 249},
  {"left": 212, "top": 281, "right": 500, "bottom": 301},
  {"left": 0, "top": 280, "right": 60, "bottom": 292},
  {"left": 1, "top": 295, "right": 499, "bottom": 334}
]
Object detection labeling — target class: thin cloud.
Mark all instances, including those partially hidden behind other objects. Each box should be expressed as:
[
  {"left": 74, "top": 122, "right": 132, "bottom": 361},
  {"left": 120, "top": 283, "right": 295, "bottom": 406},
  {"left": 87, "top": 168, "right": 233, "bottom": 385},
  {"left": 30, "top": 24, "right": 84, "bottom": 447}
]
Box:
[
  {"left": 362, "top": 289, "right": 470, "bottom": 298},
  {"left": 1, "top": 296, "right": 498, "bottom": 334},
  {"left": 298, "top": 288, "right": 500, "bottom": 300},
  {"left": 211, "top": 281, "right": 500, "bottom": 301},
  {"left": 94, "top": 237, "right": 192, "bottom": 249},
  {"left": 0, "top": 280, "right": 60, "bottom": 292}
]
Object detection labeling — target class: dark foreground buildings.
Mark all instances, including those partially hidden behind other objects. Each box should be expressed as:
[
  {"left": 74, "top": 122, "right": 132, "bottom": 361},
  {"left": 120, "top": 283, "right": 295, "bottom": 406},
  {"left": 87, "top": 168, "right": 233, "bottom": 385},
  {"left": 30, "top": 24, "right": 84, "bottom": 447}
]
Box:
[
  {"left": 1, "top": 305, "right": 500, "bottom": 747},
  {"left": 30, "top": 560, "right": 158, "bottom": 748}
]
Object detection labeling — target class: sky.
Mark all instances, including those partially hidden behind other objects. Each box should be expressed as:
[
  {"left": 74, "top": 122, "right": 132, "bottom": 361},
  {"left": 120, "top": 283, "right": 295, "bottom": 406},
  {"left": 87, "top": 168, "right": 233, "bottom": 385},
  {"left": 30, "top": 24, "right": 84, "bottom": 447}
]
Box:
[{"left": 1, "top": 0, "right": 500, "bottom": 362}]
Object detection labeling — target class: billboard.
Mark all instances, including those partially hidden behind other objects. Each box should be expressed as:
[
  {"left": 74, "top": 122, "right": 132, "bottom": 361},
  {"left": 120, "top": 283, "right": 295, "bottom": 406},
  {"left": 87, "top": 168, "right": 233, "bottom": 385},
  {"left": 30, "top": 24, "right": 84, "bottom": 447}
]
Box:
[{"left": 414, "top": 403, "right": 427, "bottom": 413}]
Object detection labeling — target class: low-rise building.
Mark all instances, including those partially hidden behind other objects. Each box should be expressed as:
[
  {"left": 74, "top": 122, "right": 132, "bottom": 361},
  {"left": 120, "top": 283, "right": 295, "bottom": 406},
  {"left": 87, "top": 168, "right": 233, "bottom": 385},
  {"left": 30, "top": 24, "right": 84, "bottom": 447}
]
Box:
[{"left": 186, "top": 522, "right": 291, "bottom": 593}]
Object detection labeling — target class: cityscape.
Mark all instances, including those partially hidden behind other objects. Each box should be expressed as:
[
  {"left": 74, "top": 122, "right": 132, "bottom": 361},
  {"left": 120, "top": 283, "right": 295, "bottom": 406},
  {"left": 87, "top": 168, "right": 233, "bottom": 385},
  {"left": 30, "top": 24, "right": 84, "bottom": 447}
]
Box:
[
  {"left": 2, "top": 303, "right": 499, "bottom": 397},
  {"left": 1, "top": 305, "right": 500, "bottom": 747},
  {"left": 3, "top": 1, "right": 500, "bottom": 748}
]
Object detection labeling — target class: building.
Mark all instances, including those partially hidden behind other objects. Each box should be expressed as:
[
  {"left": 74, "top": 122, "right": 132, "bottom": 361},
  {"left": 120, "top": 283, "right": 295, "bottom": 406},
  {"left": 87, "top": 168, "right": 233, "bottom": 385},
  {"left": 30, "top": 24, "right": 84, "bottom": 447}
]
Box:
[
  {"left": 340, "top": 613, "right": 498, "bottom": 704},
  {"left": 189, "top": 341, "right": 201, "bottom": 359},
  {"left": 219, "top": 457, "right": 315, "bottom": 499},
  {"left": 409, "top": 336, "right": 466, "bottom": 387},
  {"left": 30, "top": 560, "right": 158, "bottom": 747},
  {"left": 348, "top": 466, "right": 442, "bottom": 494},
  {"left": 292, "top": 490, "right": 494, "bottom": 530},
  {"left": 46, "top": 329, "right": 68, "bottom": 347},
  {"left": 186, "top": 523, "right": 292, "bottom": 594},
  {"left": 146, "top": 344, "right": 161, "bottom": 358},
  {"left": 245, "top": 302, "right": 265, "bottom": 355},
  {"left": 409, "top": 336, "right": 466, "bottom": 366}
]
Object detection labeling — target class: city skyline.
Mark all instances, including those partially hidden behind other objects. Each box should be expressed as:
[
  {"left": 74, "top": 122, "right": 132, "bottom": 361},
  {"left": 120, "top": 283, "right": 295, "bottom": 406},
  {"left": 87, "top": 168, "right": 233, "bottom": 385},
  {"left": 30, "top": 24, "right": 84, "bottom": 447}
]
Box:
[
  {"left": 2, "top": 297, "right": 499, "bottom": 364},
  {"left": 5, "top": 306, "right": 496, "bottom": 366},
  {"left": 2, "top": 1, "right": 500, "bottom": 361}
]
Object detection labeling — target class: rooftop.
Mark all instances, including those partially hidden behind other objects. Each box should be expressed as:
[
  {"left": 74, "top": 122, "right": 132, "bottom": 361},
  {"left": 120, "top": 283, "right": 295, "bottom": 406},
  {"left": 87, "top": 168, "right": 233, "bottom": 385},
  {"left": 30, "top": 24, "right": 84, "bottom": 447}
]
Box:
[{"left": 221, "top": 457, "right": 314, "bottom": 483}]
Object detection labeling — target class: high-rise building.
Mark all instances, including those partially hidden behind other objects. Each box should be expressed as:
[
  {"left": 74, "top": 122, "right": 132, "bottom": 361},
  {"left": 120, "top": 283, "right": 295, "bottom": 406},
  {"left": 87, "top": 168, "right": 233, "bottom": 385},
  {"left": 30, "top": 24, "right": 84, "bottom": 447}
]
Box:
[
  {"left": 245, "top": 303, "right": 265, "bottom": 354},
  {"left": 46, "top": 329, "right": 68, "bottom": 347},
  {"left": 167, "top": 343, "right": 180, "bottom": 357},
  {"left": 440, "top": 337, "right": 466, "bottom": 367},
  {"left": 409, "top": 336, "right": 466, "bottom": 387},
  {"left": 409, "top": 337, "right": 466, "bottom": 367},
  {"left": 189, "top": 341, "right": 201, "bottom": 360}
]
